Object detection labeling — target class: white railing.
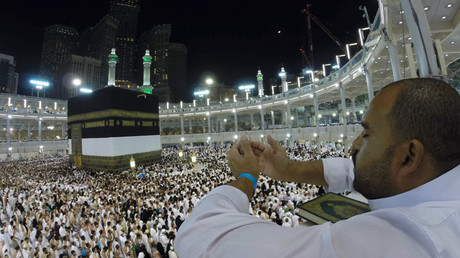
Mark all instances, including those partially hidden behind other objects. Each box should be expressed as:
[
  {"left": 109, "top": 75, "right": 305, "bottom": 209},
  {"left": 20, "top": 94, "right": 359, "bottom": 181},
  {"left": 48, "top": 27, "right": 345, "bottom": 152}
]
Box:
[{"left": 0, "top": 140, "right": 68, "bottom": 154}]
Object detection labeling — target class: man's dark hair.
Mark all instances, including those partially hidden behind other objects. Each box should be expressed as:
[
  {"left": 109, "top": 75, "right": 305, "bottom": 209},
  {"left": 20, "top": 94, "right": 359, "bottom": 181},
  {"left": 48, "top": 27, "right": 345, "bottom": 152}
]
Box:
[{"left": 386, "top": 78, "right": 460, "bottom": 174}]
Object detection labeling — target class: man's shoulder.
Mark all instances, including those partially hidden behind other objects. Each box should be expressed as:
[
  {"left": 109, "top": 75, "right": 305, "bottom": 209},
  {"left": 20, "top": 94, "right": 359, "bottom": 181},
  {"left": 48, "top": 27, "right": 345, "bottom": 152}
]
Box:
[
  {"left": 329, "top": 201, "right": 460, "bottom": 256},
  {"left": 402, "top": 200, "right": 460, "bottom": 226}
]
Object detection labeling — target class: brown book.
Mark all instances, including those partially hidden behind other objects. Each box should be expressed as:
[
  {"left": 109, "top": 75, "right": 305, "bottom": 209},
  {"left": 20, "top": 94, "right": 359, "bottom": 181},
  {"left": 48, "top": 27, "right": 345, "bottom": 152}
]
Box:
[{"left": 297, "top": 192, "right": 370, "bottom": 225}]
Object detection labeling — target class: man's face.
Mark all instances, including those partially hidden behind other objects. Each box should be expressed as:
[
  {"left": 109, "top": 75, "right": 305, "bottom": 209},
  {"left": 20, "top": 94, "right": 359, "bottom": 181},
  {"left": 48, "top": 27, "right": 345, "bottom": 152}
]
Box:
[{"left": 352, "top": 87, "right": 400, "bottom": 199}]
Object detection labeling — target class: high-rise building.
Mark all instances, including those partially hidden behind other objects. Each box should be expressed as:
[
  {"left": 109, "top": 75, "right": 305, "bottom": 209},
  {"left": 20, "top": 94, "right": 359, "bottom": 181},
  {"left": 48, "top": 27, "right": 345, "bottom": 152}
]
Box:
[
  {"left": 109, "top": 0, "right": 140, "bottom": 83},
  {"left": 39, "top": 24, "right": 78, "bottom": 98},
  {"left": 0, "top": 53, "right": 18, "bottom": 94},
  {"left": 138, "top": 24, "right": 188, "bottom": 102},
  {"left": 78, "top": 15, "right": 119, "bottom": 87},
  {"left": 168, "top": 43, "right": 188, "bottom": 102},
  {"left": 59, "top": 54, "right": 102, "bottom": 99}
]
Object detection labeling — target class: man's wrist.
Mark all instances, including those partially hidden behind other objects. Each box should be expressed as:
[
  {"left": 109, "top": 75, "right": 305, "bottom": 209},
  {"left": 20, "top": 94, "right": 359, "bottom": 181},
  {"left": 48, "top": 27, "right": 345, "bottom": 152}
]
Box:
[
  {"left": 238, "top": 173, "right": 258, "bottom": 190},
  {"left": 229, "top": 176, "right": 256, "bottom": 200}
]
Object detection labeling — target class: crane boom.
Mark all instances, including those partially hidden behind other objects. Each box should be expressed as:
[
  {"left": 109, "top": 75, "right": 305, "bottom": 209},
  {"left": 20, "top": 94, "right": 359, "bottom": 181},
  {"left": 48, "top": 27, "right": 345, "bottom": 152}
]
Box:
[{"left": 302, "top": 7, "right": 347, "bottom": 56}]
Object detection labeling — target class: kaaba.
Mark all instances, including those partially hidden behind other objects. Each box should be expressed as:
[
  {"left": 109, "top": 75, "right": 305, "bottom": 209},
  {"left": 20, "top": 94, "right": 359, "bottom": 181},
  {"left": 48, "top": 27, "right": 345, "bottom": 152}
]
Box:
[{"left": 68, "top": 86, "right": 161, "bottom": 171}]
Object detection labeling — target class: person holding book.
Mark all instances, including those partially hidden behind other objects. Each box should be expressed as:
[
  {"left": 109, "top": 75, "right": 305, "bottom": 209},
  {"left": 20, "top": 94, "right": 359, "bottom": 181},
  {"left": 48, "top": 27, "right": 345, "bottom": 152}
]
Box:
[{"left": 175, "top": 78, "right": 460, "bottom": 257}]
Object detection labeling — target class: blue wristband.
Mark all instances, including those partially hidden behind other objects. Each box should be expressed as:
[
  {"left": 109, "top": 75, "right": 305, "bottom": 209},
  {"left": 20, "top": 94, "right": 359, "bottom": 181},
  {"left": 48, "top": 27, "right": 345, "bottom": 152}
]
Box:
[{"left": 238, "top": 173, "right": 258, "bottom": 190}]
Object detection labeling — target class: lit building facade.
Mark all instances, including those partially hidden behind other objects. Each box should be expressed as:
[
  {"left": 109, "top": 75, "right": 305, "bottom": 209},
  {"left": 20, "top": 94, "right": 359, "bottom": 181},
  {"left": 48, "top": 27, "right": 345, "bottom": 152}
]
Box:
[
  {"left": 78, "top": 15, "right": 119, "bottom": 86},
  {"left": 0, "top": 53, "right": 18, "bottom": 94},
  {"left": 39, "top": 24, "right": 78, "bottom": 98},
  {"left": 138, "top": 24, "right": 188, "bottom": 102},
  {"left": 109, "top": 0, "right": 140, "bottom": 83},
  {"left": 60, "top": 55, "right": 102, "bottom": 98},
  {"left": 168, "top": 43, "right": 188, "bottom": 102}
]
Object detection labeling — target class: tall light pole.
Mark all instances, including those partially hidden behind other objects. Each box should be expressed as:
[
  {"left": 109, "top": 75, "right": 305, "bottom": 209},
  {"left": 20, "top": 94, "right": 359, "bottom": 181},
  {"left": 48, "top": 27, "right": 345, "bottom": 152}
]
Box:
[
  {"left": 193, "top": 90, "right": 209, "bottom": 106},
  {"left": 238, "top": 85, "right": 255, "bottom": 100},
  {"left": 73, "top": 78, "right": 81, "bottom": 96},
  {"left": 30, "top": 80, "right": 50, "bottom": 98}
]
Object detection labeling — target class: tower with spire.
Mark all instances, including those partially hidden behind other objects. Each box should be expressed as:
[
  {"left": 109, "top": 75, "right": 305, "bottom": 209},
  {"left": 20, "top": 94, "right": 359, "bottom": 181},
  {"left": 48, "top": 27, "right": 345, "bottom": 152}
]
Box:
[
  {"left": 107, "top": 48, "right": 118, "bottom": 87},
  {"left": 257, "top": 68, "right": 264, "bottom": 97},
  {"left": 141, "top": 49, "right": 153, "bottom": 94}
]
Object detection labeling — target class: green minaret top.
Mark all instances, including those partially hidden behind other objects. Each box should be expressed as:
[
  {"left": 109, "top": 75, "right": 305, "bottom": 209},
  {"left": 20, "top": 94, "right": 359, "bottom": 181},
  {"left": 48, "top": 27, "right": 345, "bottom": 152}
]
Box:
[
  {"left": 143, "top": 49, "right": 152, "bottom": 63},
  {"left": 108, "top": 48, "right": 118, "bottom": 62}
]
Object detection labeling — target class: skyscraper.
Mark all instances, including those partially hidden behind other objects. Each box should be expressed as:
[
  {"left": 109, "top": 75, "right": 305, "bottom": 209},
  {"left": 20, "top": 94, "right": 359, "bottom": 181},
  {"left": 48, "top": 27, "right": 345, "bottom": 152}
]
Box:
[
  {"left": 168, "top": 43, "right": 188, "bottom": 102},
  {"left": 109, "top": 0, "right": 140, "bottom": 84},
  {"left": 59, "top": 54, "right": 102, "bottom": 99},
  {"left": 0, "top": 53, "right": 18, "bottom": 94},
  {"left": 39, "top": 24, "right": 78, "bottom": 98},
  {"left": 78, "top": 15, "right": 119, "bottom": 87},
  {"left": 138, "top": 24, "right": 188, "bottom": 102}
]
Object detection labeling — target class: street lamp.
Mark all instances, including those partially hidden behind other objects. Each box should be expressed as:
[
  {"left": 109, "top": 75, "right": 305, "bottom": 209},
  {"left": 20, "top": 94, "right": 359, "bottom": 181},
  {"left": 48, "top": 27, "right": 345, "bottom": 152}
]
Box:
[
  {"left": 194, "top": 90, "right": 209, "bottom": 106},
  {"left": 205, "top": 78, "right": 214, "bottom": 85},
  {"left": 130, "top": 156, "right": 136, "bottom": 177},
  {"left": 179, "top": 149, "right": 183, "bottom": 166},
  {"left": 80, "top": 88, "right": 93, "bottom": 94},
  {"left": 30, "top": 80, "right": 50, "bottom": 97},
  {"left": 238, "top": 85, "right": 255, "bottom": 100},
  {"left": 73, "top": 78, "right": 81, "bottom": 86},
  {"left": 191, "top": 152, "right": 197, "bottom": 172},
  {"left": 322, "top": 64, "right": 332, "bottom": 77}
]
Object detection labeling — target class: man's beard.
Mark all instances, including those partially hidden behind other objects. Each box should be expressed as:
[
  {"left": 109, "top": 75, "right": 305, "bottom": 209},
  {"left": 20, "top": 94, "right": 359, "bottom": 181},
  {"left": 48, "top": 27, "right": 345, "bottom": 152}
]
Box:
[{"left": 352, "top": 146, "right": 395, "bottom": 199}]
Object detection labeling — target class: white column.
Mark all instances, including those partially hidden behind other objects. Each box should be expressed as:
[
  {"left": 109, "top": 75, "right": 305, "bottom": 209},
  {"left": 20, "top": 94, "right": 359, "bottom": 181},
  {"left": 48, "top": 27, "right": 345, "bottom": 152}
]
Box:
[
  {"left": 339, "top": 83, "right": 348, "bottom": 138},
  {"left": 351, "top": 97, "right": 357, "bottom": 122},
  {"left": 434, "top": 39, "right": 448, "bottom": 76},
  {"left": 401, "top": 0, "right": 439, "bottom": 77},
  {"left": 363, "top": 65, "right": 374, "bottom": 102},
  {"left": 383, "top": 29, "right": 402, "bottom": 81},
  {"left": 313, "top": 92, "right": 319, "bottom": 127},
  {"left": 62, "top": 123, "right": 66, "bottom": 139},
  {"left": 38, "top": 117, "right": 42, "bottom": 150},
  {"left": 233, "top": 105, "right": 238, "bottom": 133},
  {"left": 271, "top": 110, "right": 275, "bottom": 126},
  {"left": 180, "top": 114, "right": 185, "bottom": 137},
  {"left": 7, "top": 114, "right": 11, "bottom": 153},
  {"left": 405, "top": 44, "right": 418, "bottom": 78},
  {"left": 259, "top": 105, "right": 265, "bottom": 133},
  {"left": 27, "top": 124, "right": 31, "bottom": 140}
]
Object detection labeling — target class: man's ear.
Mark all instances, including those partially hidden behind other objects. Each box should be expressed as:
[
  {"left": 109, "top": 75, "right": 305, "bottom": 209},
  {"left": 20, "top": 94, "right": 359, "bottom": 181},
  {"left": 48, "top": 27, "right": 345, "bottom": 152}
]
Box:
[{"left": 395, "top": 139, "right": 425, "bottom": 177}]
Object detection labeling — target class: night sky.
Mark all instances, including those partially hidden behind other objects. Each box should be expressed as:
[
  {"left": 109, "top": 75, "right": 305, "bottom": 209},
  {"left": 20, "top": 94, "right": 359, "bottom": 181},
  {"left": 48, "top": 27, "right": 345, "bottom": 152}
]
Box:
[{"left": 0, "top": 0, "right": 377, "bottom": 100}]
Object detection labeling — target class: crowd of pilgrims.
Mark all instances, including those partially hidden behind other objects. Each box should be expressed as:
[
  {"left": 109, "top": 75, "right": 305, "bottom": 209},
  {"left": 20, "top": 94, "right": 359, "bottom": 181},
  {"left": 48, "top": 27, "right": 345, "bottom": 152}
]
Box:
[{"left": 0, "top": 142, "right": 347, "bottom": 257}]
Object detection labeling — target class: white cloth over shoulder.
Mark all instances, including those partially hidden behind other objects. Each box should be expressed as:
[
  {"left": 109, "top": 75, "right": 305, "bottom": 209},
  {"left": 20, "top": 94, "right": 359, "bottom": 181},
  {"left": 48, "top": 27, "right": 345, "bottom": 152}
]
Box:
[{"left": 175, "top": 158, "right": 460, "bottom": 258}]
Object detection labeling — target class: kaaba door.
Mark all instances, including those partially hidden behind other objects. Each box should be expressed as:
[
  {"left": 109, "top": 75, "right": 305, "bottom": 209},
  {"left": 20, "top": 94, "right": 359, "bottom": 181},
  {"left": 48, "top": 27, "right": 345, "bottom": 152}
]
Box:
[{"left": 71, "top": 123, "right": 82, "bottom": 167}]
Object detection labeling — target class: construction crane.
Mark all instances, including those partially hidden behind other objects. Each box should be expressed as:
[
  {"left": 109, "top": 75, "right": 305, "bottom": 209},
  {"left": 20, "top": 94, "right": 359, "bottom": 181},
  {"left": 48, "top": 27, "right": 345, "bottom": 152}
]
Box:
[{"left": 301, "top": 3, "right": 347, "bottom": 70}]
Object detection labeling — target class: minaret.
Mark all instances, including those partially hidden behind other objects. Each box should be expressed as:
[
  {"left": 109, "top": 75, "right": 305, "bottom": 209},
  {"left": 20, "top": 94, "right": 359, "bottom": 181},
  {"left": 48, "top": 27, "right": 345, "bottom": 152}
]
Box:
[
  {"left": 279, "top": 66, "right": 288, "bottom": 92},
  {"left": 107, "top": 48, "right": 118, "bottom": 87},
  {"left": 257, "top": 68, "right": 264, "bottom": 97},
  {"left": 141, "top": 49, "right": 153, "bottom": 94}
]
